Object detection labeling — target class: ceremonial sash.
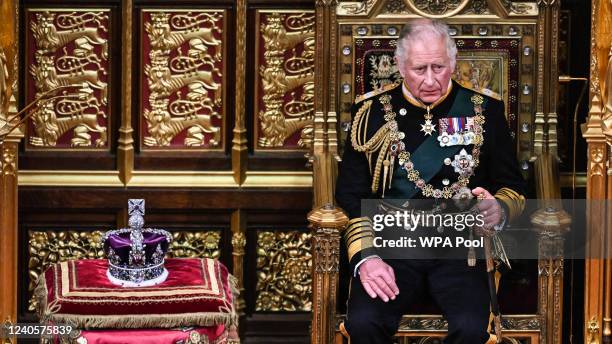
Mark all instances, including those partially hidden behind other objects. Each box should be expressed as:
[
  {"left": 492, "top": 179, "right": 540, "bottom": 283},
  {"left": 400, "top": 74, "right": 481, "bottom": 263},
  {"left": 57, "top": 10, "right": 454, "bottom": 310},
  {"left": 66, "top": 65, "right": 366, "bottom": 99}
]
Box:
[{"left": 386, "top": 88, "right": 488, "bottom": 200}]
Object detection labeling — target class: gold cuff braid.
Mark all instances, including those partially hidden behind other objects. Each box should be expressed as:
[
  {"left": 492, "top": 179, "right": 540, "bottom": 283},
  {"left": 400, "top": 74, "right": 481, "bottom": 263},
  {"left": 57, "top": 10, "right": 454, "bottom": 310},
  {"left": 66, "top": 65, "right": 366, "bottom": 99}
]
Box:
[
  {"left": 344, "top": 217, "right": 375, "bottom": 262},
  {"left": 494, "top": 187, "right": 526, "bottom": 222}
]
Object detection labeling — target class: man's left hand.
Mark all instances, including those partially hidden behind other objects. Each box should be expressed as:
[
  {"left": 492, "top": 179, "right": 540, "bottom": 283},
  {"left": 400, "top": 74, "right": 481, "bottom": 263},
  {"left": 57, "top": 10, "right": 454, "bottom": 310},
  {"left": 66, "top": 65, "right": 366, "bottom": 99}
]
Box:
[{"left": 471, "top": 187, "right": 501, "bottom": 236}]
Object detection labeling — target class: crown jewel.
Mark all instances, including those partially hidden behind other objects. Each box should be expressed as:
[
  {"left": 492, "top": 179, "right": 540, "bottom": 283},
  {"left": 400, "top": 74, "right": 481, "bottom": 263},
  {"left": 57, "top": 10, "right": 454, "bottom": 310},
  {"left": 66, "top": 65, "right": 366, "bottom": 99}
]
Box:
[{"left": 103, "top": 199, "right": 172, "bottom": 287}]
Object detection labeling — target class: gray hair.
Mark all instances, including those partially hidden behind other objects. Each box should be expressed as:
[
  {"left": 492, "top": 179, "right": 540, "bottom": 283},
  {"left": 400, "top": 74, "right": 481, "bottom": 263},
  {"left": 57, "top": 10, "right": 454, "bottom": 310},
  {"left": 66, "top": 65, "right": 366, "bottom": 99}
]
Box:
[{"left": 394, "top": 19, "right": 457, "bottom": 67}]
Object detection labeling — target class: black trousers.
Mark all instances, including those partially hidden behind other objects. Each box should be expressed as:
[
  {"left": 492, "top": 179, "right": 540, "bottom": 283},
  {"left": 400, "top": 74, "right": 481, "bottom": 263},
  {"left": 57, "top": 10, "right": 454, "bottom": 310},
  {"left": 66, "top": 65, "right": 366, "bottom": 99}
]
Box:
[{"left": 344, "top": 259, "right": 490, "bottom": 344}]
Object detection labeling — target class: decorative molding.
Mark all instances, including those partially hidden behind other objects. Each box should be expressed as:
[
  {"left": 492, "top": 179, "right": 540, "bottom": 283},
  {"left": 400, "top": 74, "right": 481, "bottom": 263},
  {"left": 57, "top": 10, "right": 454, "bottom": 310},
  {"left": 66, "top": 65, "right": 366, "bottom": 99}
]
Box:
[
  {"left": 589, "top": 145, "right": 606, "bottom": 178},
  {"left": 406, "top": 0, "right": 471, "bottom": 17},
  {"left": 392, "top": 315, "right": 541, "bottom": 331},
  {"left": 255, "top": 231, "right": 312, "bottom": 311},
  {"left": 231, "top": 210, "right": 246, "bottom": 315},
  {"left": 141, "top": 10, "right": 225, "bottom": 149},
  {"left": 17, "top": 170, "right": 314, "bottom": 187},
  {"left": 26, "top": 10, "right": 109, "bottom": 149},
  {"left": 338, "top": 0, "right": 376, "bottom": 14},
  {"left": 1, "top": 145, "right": 16, "bottom": 176},
  {"left": 255, "top": 11, "right": 315, "bottom": 150},
  {"left": 167, "top": 231, "right": 222, "bottom": 260}
]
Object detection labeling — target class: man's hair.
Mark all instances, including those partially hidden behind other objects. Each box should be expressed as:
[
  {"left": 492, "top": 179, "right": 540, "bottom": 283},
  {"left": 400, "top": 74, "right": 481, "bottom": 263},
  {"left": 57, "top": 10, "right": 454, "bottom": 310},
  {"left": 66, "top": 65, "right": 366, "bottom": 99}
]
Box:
[{"left": 394, "top": 19, "right": 457, "bottom": 67}]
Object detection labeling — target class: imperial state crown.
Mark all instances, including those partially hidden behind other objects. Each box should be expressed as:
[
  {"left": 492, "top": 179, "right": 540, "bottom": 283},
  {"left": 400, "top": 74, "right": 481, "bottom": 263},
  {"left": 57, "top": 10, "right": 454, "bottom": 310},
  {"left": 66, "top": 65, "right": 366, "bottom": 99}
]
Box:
[{"left": 103, "top": 199, "right": 173, "bottom": 287}]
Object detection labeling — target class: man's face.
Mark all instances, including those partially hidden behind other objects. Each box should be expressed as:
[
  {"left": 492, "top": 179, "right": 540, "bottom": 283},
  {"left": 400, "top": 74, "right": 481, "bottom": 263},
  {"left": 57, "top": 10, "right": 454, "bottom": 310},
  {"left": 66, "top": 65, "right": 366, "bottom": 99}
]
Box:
[{"left": 396, "top": 35, "right": 454, "bottom": 104}]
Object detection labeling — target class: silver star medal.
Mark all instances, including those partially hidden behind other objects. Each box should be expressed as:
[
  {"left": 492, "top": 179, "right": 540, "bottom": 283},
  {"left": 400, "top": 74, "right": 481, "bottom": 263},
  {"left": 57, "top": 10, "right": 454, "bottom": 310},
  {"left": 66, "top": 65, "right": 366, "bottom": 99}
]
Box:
[
  {"left": 420, "top": 119, "right": 436, "bottom": 136},
  {"left": 451, "top": 149, "right": 475, "bottom": 176}
]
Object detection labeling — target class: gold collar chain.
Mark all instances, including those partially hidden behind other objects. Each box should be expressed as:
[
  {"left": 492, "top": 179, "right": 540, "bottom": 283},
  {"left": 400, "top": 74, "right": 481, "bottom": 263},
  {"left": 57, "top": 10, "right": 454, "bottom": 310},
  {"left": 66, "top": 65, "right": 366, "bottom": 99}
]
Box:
[{"left": 378, "top": 93, "right": 486, "bottom": 199}]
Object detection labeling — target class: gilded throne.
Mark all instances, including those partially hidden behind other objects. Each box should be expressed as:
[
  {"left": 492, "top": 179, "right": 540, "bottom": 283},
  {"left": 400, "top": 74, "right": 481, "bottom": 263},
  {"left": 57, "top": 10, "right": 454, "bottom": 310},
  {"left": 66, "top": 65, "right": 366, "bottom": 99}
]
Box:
[{"left": 308, "top": 1, "right": 568, "bottom": 344}]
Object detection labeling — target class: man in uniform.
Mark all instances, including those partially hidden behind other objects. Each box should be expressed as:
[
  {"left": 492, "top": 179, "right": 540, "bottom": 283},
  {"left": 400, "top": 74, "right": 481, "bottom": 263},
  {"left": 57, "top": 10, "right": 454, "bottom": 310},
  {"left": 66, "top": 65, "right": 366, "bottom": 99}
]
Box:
[{"left": 335, "top": 19, "right": 526, "bottom": 344}]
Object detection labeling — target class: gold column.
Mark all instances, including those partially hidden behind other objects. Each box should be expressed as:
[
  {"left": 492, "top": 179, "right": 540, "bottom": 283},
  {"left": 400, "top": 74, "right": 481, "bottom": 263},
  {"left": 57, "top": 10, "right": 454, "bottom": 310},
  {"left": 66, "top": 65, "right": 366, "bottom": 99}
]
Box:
[
  {"left": 232, "top": 0, "right": 248, "bottom": 185},
  {"left": 584, "top": 0, "right": 612, "bottom": 343},
  {"left": 118, "top": 0, "right": 134, "bottom": 185},
  {"left": 531, "top": 208, "right": 571, "bottom": 344},
  {"left": 312, "top": 0, "right": 339, "bottom": 207},
  {"left": 531, "top": 2, "right": 565, "bottom": 344},
  {"left": 308, "top": 204, "right": 347, "bottom": 344},
  {"left": 0, "top": 0, "right": 18, "bottom": 329},
  {"left": 602, "top": 13, "right": 612, "bottom": 343},
  {"left": 231, "top": 209, "right": 246, "bottom": 315}
]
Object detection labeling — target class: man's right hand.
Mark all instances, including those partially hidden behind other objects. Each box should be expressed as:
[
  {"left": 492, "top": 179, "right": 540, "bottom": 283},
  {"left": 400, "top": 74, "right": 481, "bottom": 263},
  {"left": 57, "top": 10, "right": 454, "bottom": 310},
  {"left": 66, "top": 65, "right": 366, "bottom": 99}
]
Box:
[{"left": 358, "top": 257, "right": 400, "bottom": 302}]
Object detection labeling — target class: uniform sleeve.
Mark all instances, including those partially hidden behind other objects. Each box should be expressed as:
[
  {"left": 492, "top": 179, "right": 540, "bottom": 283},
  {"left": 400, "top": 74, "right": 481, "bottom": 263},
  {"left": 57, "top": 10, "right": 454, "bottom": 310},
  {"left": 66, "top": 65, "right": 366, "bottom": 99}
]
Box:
[
  {"left": 483, "top": 99, "right": 526, "bottom": 222},
  {"left": 335, "top": 103, "right": 378, "bottom": 272}
]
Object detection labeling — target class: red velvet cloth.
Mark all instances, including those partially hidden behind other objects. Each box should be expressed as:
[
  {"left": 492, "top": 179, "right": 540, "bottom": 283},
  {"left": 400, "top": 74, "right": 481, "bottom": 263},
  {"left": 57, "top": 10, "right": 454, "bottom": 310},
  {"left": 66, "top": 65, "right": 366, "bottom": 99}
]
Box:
[
  {"left": 38, "top": 258, "right": 237, "bottom": 329},
  {"left": 73, "top": 326, "right": 228, "bottom": 344}
]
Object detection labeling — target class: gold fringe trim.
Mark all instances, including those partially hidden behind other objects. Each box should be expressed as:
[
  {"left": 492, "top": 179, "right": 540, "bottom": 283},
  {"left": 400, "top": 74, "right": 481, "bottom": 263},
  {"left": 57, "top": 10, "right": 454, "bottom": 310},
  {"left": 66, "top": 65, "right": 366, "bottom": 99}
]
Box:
[{"left": 46, "top": 312, "right": 235, "bottom": 329}]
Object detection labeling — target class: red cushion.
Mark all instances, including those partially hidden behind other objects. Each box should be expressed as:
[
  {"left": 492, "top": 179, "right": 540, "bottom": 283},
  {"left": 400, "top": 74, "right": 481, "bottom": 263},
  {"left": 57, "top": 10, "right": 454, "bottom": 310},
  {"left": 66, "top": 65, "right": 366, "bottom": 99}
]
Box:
[{"left": 36, "top": 258, "right": 238, "bottom": 329}]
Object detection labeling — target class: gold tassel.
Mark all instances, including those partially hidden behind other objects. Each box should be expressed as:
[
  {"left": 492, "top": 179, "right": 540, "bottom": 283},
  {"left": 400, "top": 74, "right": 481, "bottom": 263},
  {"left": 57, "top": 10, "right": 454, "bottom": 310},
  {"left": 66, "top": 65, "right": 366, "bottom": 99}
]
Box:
[
  {"left": 388, "top": 155, "right": 395, "bottom": 189},
  {"left": 382, "top": 160, "right": 389, "bottom": 198},
  {"left": 467, "top": 229, "right": 476, "bottom": 267}
]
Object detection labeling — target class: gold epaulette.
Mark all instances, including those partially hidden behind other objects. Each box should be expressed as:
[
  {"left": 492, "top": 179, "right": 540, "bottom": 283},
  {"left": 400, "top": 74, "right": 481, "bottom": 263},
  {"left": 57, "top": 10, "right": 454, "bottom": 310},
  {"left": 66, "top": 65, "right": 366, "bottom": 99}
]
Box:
[
  {"left": 354, "top": 82, "right": 401, "bottom": 104},
  {"left": 459, "top": 83, "right": 502, "bottom": 101},
  {"left": 494, "top": 187, "right": 526, "bottom": 222}
]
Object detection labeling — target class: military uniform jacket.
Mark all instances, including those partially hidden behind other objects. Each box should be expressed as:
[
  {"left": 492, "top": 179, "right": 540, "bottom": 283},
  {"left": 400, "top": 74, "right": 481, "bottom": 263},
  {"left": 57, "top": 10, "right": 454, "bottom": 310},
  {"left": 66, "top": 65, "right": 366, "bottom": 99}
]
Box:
[{"left": 335, "top": 80, "right": 526, "bottom": 271}]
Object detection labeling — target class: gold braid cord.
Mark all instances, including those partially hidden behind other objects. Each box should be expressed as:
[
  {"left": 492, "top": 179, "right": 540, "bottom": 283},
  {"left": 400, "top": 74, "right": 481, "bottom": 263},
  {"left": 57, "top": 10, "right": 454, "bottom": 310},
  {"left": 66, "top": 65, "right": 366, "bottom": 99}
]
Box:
[
  {"left": 494, "top": 187, "right": 526, "bottom": 222},
  {"left": 350, "top": 99, "right": 392, "bottom": 193}
]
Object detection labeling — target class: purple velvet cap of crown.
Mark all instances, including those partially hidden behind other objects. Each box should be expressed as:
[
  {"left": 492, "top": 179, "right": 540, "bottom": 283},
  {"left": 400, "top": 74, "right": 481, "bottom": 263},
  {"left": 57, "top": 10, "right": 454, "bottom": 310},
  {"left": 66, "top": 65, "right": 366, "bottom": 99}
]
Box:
[{"left": 103, "top": 230, "right": 169, "bottom": 264}]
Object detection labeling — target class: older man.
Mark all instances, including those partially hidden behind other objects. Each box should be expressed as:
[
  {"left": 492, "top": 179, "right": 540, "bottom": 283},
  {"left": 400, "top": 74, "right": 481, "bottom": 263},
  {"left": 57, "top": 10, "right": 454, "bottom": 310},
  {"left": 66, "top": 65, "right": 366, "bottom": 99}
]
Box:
[{"left": 335, "top": 19, "right": 526, "bottom": 344}]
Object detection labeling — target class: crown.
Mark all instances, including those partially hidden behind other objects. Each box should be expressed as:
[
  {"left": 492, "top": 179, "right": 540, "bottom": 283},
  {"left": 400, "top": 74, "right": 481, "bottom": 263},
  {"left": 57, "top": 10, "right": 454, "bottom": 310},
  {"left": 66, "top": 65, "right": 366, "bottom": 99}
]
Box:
[{"left": 103, "top": 199, "right": 173, "bottom": 287}]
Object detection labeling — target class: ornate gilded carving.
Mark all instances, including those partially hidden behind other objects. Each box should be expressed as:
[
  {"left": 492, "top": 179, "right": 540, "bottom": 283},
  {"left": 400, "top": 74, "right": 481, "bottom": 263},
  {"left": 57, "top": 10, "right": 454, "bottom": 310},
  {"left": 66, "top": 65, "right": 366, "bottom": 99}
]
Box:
[
  {"left": 589, "top": 145, "right": 605, "bottom": 177},
  {"left": 167, "top": 231, "right": 221, "bottom": 259},
  {"left": 231, "top": 231, "right": 246, "bottom": 256},
  {"left": 501, "top": 0, "right": 532, "bottom": 14},
  {"left": 256, "top": 12, "right": 315, "bottom": 149},
  {"left": 588, "top": 316, "right": 601, "bottom": 344},
  {"left": 463, "top": 0, "right": 490, "bottom": 14},
  {"left": 1, "top": 145, "right": 15, "bottom": 176},
  {"left": 27, "top": 230, "right": 106, "bottom": 311},
  {"left": 395, "top": 315, "right": 541, "bottom": 331},
  {"left": 413, "top": 0, "right": 465, "bottom": 14},
  {"left": 313, "top": 228, "right": 340, "bottom": 273},
  {"left": 338, "top": 0, "right": 376, "bottom": 14},
  {"left": 382, "top": 0, "right": 409, "bottom": 13},
  {"left": 255, "top": 231, "right": 312, "bottom": 311},
  {"left": 142, "top": 11, "right": 224, "bottom": 148},
  {"left": 27, "top": 10, "right": 109, "bottom": 148}
]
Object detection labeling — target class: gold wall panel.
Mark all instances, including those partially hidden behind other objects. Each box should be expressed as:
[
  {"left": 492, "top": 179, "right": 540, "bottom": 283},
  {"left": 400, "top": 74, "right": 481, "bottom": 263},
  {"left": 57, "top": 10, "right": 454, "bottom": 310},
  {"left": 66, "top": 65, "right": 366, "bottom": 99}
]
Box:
[
  {"left": 254, "top": 11, "right": 315, "bottom": 151},
  {"left": 28, "top": 230, "right": 221, "bottom": 312},
  {"left": 255, "top": 231, "right": 312, "bottom": 311},
  {"left": 25, "top": 9, "right": 110, "bottom": 149},
  {"left": 167, "top": 230, "right": 222, "bottom": 260},
  {"left": 141, "top": 10, "right": 226, "bottom": 150}
]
